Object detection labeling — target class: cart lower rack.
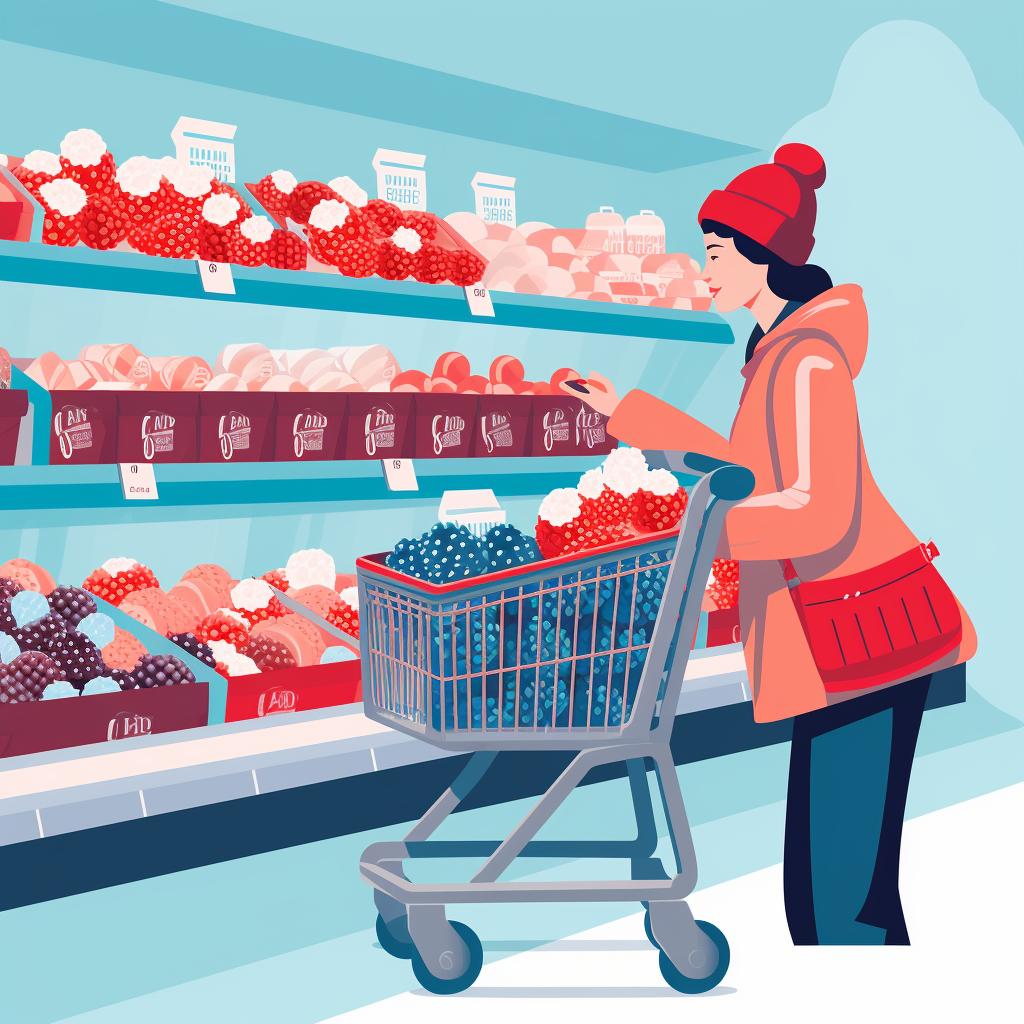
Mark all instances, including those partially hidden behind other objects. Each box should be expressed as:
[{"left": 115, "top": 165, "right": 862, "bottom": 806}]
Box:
[{"left": 357, "top": 450, "right": 754, "bottom": 994}]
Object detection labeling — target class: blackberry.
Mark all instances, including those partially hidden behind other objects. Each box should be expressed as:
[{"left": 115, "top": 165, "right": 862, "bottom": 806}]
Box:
[
  {"left": 167, "top": 631, "right": 216, "bottom": 668},
  {"left": 48, "top": 631, "right": 106, "bottom": 684},
  {"left": 109, "top": 668, "right": 132, "bottom": 690},
  {"left": 128, "top": 654, "right": 196, "bottom": 689},
  {"left": 484, "top": 525, "right": 541, "bottom": 572},
  {"left": 11, "top": 612, "right": 67, "bottom": 653},
  {"left": 0, "top": 577, "right": 23, "bottom": 603},
  {"left": 0, "top": 600, "right": 15, "bottom": 635},
  {"left": 0, "top": 651, "right": 65, "bottom": 703},
  {"left": 48, "top": 585, "right": 98, "bottom": 628},
  {"left": 246, "top": 635, "right": 296, "bottom": 672}
]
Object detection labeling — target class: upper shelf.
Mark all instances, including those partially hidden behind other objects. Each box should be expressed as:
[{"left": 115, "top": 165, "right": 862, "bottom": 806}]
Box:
[{"left": 0, "top": 241, "right": 734, "bottom": 345}]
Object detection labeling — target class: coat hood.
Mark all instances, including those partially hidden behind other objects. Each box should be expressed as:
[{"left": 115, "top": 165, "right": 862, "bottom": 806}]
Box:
[{"left": 742, "top": 284, "right": 867, "bottom": 380}]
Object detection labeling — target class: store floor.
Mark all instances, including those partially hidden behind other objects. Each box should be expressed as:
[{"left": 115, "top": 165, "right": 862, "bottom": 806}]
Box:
[{"left": 3, "top": 691, "right": 1021, "bottom": 1024}]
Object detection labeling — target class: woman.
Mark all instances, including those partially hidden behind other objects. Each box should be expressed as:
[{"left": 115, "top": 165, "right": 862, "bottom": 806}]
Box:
[{"left": 567, "top": 144, "right": 976, "bottom": 946}]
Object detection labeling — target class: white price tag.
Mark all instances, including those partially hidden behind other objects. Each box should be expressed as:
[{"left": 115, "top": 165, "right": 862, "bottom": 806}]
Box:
[
  {"left": 119, "top": 463, "right": 159, "bottom": 501},
  {"left": 382, "top": 458, "right": 418, "bottom": 492},
  {"left": 464, "top": 284, "right": 495, "bottom": 317},
  {"left": 197, "top": 260, "right": 236, "bottom": 294}
]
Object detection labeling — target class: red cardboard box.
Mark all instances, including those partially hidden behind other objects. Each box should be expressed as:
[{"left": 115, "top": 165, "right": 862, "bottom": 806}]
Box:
[
  {"left": 116, "top": 391, "right": 200, "bottom": 464},
  {"left": 340, "top": 392, "right": 414, "bottom": 460},
  {"left": 198, "top": 392, "right": 275, "bottom": 463},
  {"left": 0, "top": 162, "right": 36, "bottom": 242},
  {"left": 527, "top": 395, "right": 616, "bottom": 457},
  {"left": 410, "top": 394, "right": 478, "bottom": 458},
  {"left": 0, "top": 388, "right": 27, "bottom": 465},
  {"left": 271, "top": 391, "right": 348, "bottom": 462},
  {"left": 49, "top": 390, "right": 118, "bottom": 464},
  {"left": 473, "top": 395, "right": 533, "bottom": 457},
  {"left": 223, "top": 660, "right": 362, "bottom": 722},
  {"left": 0, "top": 683, "right": 209, "bottom": 759},
  {"left": 707, "top": 607, "right": 741, "bottom": 647}
]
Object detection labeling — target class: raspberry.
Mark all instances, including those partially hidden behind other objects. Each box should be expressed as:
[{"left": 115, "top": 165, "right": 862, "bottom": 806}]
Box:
[
  {"left": 712, "top": 558, "right": 740, "bottom": 585},
  {"left": 194, "top": 611, "right": 250, "bottom": 651},
  {"left": 707, "top": 580, "right": 739, "bottom": 611},
  {"left": 61, "top": 151, "right": 117, "bottom": 198},
  {"left": 10, "top": 612, "right": 68, "bottom": 652},
  {"left": 47, "top": 585, "right": 98, "bottom": 628},
  {"left": 134, "top": 212, "right": 199, "bottom": 259},
  {"left": 334, "top": 238, "right": 377, "bottom": 278},
  {"left": 288, "top": 181, "right": 337, "bottom": 225},
  {"left": 413, "top": 242, "right": 450, "bottom": 284},
  {"left": 236, "top": 598, "right": 285, "bottom": 628},
  {"left": 79, "top": 195, "right": 130, "bottom": 250},
  {"left": 197, "top": 222, "right": 236, "bottom": 263},
  {"left": 402, "top": 211, "right": 437, "bottom": 242},
  {"left": 326, "top": 600, "right": 359, "bottom": 638},
  {"left": 265, "top": 228, "right": 307, "bottom": 270},
  {"left": 0, "top": 651, "right": 66, "bottom": 703},
  {"left": 631, "top": 487, "right": 688, "bottom": 533},
  {"left": 167, "top": 631, "right": 216, "bottom": 668},
  {"left": 210, "top": 180, "right": 251, "bottom": 223},
  {"left": 127, "top": 654, "right": 196, "bottom": 689},
  {"left": 12, "top": 163, "right": 55, "bottom": 199},
  {"left": 41, "top": 209, "right": 82, "bottom": 247},
  {"left": 48, "top": 631, "right": 105, "bottom": 684},
  {"left": 252, "top": 173, "right": 294, "bottom": 221},
  {"left": 83, "top": 565, "right": 160, "bottom": 607},
  {"left": 245, "top": 635, "right": 297, "bottom": 672},
  {"left": 232, "top": 232, "right": 267, "bottom": 267},
  {"left": 447, "top": 249, "right": 486, "bottom": 286},
  {"left": 376, "top": 239, "right": 417, "bottom": 280},
  {"left": 261, "top": 569, "right": 289, "bottom": 592},
  {"left": 363, "top": 199, "right": 403, "bottom": 235},
  {"left": 594, "top": 488, "right": 633, "bottom": 528}
]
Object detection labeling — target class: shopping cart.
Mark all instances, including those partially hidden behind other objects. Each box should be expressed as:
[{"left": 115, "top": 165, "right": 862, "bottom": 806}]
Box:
[{"left": 356, "top": 451, "right": 754, "bottom": 995}]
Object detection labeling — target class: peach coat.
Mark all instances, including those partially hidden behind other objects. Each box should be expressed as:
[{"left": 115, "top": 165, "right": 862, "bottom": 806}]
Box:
[{"left": 608, "top": 285, "right": 976, "bottom": 722}]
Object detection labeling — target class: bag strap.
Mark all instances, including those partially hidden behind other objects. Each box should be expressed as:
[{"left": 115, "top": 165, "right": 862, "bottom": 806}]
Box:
[{"left": 762, "top": 329, "right": 862, "bottom": 586}]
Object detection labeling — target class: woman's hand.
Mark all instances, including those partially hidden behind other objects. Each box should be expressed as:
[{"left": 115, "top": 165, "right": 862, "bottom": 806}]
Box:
[{"left": 558, "top": 371, "right": 621, "bottom": 418}]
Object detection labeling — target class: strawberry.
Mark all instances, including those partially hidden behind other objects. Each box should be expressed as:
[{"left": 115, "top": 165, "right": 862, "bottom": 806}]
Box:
[
  {"left": 307, "top": 198, "right": 372, "bottom": 267},
  {"left": 252, "top": 170, "right": 296, "bottom": 222},
  {"left": 233, "top": 215, "right": 273, "bottom": 267},
  {"left": 194, "top": 610, "right": 250, "bottom": 652},
  {"left": 707, "top": 580, "right": 739, "bottom": 611},
  {"left": 210, "top": 180, "right": 251, "bottom": 223},
  {"left": 447, "top": 249, "right": 486, "bottom": 286},
  {"left": 376, "top": 240, "right": 417, "bottom": 280},
  {"left": 712, "top": 558, "right": 739, "bottom": 585},
  {"left": 41, "top": 209, "right": 82, "bottom": 247},
  {"left": 134, "top": 212, "right": 199, "bottom": 259},
  {"left": 363, "top": 198, "right": 404, "bottom": 235},
  {"left": 631, "top": 478, "right": 688, "bottom": 534},
  {"left": 265, "top": 228, "right": 307, "bottom": 270},
  {"left": 262, "top": 568, "right": 289, "bottom": 592},
  {"left": 60, "top": 152, "right": 118, "bottom": 199},
  {"left": 197, "top": 222, "right": 236, "bottom": 263},
  {"left": 83, "top": 564, "right": 160, "bottom": 607},
  {"left": 412, "top": 242, "right": 450, "bottom": 284},
  {"left": 236, "top": 597, "right": 286, "bottom": 628},
  {"left": 326, "top": 599, "right": 359, "bottom": 637},
  {"left": 594, "top": 487, "right": 633, "bottom": 528},
  {"left": 79, "top": 195, "right": 130, "bottom": 250},
  {"left": 12, "top": 157, "right": 60, "bottom": 199},
  {"left": 288, "top": 181, "right": 337, "bottom": 225},
  {"left": 38, "top": 178, "right": 88, "bottom": 248},
  {"left": 402, "top": 210, "right": 437, "bottom": 242},
  {"left": 334, "top": 238, "right": 378, "bottom": 278}
]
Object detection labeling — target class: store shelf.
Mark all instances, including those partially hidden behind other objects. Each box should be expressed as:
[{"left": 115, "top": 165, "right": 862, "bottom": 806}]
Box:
[{"left": 0, "top": 241, "right": 733, "bottom": 344}]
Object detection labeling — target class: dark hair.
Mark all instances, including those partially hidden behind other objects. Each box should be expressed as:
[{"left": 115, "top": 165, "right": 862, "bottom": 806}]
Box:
[{"left": 700, "top": 219, "right": 832, "bottom": 302}]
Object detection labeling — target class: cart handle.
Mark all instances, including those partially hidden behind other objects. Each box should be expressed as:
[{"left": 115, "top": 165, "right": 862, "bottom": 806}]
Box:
[{"left": 646, "top": 450, "right": 755, "bottom": 502}]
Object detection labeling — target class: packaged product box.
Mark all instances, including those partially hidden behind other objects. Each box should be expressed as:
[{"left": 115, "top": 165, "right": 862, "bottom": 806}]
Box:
[
  {"left": 49, "top": 390, "right": 118, "bottom": 464},
  {"left": 372, "top": 149, "right": 427, "bottom": 211},
  {"left": 340, "top": 392, "right": 414, "bottom": 460},
  {"left": 198, "top": 392, "right": 275, "bottom": 463},
  {"left": 471, "top": 172, "right": 517, "bottom": 227},
  {"left": 473, "top": 395, "right": 533, "bottom": 458},
  {"left": 271, "top": 391, "right": 348, "bottom": 462},
  {"left": 116, "top": 391, "right": 200, "bottom": 464},
  {"left": 707, "top": 607, "right": 741, "bottom": 647},
  {"left": 0, "top": 388, "right": 28, "bottom": 465},
  {"left": 527, "top": 395, "right": 616, "bottom": 457},
  {"left": 0, "top": 162, "right": 37, "bottom": 242},
  {"left": 223, "top": 660, "right": 362, "bottom": 723},
  {"left": 625, "top": 209, "right": 667, "bottom": 256},
  {"left": 584, "top": 205, "right": 626, "bottom": 254},
  {"left": 410, "top": 394, "right": 478, "bottom": 459}
]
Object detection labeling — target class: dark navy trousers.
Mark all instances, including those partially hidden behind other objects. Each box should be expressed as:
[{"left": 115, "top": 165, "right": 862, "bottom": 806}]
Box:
[{"left": 783, "top": 673, "right": 931, "bottom": 945}]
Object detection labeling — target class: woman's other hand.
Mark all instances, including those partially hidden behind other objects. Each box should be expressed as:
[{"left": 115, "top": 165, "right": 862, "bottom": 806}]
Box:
[{"left": 558, "top": 371, "right": 621, "bottom": 418}]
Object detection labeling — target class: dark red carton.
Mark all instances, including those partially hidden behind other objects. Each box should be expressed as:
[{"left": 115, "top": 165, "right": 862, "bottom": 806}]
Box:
[
  {"left": 115, "top": 391, "right": 200, "bottom": 464},
  {"left": 0, "top": 388, "right": 27, "bottom": 465},
  {"left": 0, "top": 684, "right": 209, "bottom": 759},
  {"left": 410, "top": 394, "right": 478, "bottom": 458},
  {"left": 473, "top": 395, "right": 533, "bottom": 457},
  {"left": 527, "top": 395, "right": 616, "bottom": 457},
  {"left": 707, "top": 607, "right": 741, "bottom": 647},
  {"left": 271, "top": 391, "right": 348, "bottom": 462},
  {"left": 340, "top": 392, "right": 415, "bottom": 460},
  {"left": 198, "top": 392, "right": 275, "bottom": 463},
  {"left": 49, "top": 390, "right": 118, "bottom": 464},
  {"left": 223, "top": 661, "right": 362, "bottom": 723}
]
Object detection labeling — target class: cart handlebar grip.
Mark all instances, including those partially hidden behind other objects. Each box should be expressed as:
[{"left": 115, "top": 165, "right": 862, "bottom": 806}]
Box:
[{"left": 646, "top": 450, "right": 755, "bottom": 501}]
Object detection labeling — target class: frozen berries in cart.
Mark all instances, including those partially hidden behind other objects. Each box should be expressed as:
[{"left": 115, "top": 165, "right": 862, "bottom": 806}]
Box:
[{"left": 385, "top": 523, "right": 542, "bottom": 584}]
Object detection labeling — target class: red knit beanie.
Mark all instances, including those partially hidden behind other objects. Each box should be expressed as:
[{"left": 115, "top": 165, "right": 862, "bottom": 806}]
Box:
[{"left": 698, "top": 143, "right": 826, "bottom": 266}]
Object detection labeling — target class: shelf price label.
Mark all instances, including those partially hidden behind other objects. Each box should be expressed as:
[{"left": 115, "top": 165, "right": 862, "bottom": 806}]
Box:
[
  {"left": 197, "top": 260, "right": 236, "bottom": 295},
  {"left": 383, "top": 458, "right": 418, "bottom": 492},
  {"left": 119, "top": 462, "right": 159, "bottom": 501},
  {"left": 465, "top": 284, "right": 494, "bottom": 318}
]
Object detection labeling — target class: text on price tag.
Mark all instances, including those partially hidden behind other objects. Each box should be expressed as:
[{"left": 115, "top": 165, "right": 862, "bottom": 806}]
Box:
[
  {"left": 197, "top": 260, "right": 236, "bottom": 295},
  {"left": 382, "top": 458, "right": 418, "bottom": 492},
  {"left": 119, "top": 463, "right": 159, "bottom": 501},
  {"left": 464, "top": 284, "right": 494, "bottom": 317}
]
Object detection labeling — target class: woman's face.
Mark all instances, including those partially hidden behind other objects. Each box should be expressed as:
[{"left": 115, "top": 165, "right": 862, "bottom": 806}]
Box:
[{"left": 702, "top": 233, "right": 769, "bottom": 313}]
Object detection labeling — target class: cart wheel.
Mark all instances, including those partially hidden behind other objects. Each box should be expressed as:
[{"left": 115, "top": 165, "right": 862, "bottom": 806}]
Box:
[
  {"left": 643, "top": 909, "right": 658, "bottom": 949},
  {"left": 659, "top": 920, "right": 730, "bottom": 995},
  {"left": 411, "top": 920, "right": 483, "bottom": 995},
  {"left": 375, "top": 913, "right": 415, "bottom": 960}
]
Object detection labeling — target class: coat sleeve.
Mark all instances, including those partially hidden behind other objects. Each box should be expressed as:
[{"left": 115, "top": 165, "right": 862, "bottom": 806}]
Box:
[
  {"left": 724, "top": 341, "right": 859, "bottom": 561},
  {"left": 607, "top": 388, "right": 733, "bottom": 463}
]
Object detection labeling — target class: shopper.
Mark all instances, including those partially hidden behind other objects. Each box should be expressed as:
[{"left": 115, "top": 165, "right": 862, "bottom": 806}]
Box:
[{"left": 564, "top": 143, "right": 977, "bottom": 945}]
